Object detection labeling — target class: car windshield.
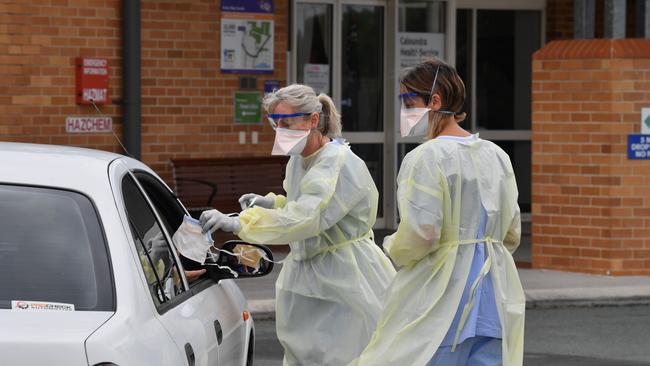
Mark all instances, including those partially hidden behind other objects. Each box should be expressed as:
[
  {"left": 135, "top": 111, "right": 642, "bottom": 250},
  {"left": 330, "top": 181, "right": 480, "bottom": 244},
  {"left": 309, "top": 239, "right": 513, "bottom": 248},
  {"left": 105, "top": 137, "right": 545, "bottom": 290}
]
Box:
[{"left": 0, "top": 185, "right": 114, "bottom": 311}]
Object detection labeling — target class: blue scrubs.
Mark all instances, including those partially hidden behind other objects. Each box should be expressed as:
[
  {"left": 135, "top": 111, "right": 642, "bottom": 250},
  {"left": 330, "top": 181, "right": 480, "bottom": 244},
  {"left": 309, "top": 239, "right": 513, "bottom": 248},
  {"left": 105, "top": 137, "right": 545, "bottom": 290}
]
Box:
[
  {"left": 427, "top": 135, "right": 502, "bottom": 366},
  {"left": 427, "top": 336, "right": 501, "bottom": 366}
]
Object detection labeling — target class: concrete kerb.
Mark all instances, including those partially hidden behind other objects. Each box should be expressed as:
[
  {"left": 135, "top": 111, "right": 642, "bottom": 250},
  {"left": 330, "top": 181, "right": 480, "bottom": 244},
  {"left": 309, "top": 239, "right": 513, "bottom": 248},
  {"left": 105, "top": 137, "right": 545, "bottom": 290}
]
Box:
[
  {"left": 526, "top": 297, "right": 650, "bottom": 309},
  {"left": 242, "top": 253, "right": 650, "bottom": 319},
  {"left": 249, "top": 299, "right": 276, "bottom": 320},
  {"left": 525, "top": 286, "right": 650, "bottom": 309},
  {"left": 248, "top": 288, "right": 650, "bottom": 320}
]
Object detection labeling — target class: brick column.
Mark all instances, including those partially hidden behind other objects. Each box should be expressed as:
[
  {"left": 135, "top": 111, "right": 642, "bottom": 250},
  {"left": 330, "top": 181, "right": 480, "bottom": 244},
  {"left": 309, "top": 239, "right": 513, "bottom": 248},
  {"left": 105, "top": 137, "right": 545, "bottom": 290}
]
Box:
[{"left": 532, "top": 39, "right": 650, "bottom": 275}]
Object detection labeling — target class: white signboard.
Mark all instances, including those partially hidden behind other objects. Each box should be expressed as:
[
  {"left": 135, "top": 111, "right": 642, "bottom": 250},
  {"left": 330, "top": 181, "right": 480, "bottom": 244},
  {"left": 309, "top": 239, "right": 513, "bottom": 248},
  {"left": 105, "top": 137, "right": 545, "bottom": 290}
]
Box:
[
  {"left": 642, "top": 107, "right": 650, "bottom": 134},
  {"left": 303, "top": 64, "right": 330, "bottom": 94},
  {"left": 221, "top": 13, "right": 274, "bottom": 74},
  {"left": 398, "top": 32, "right": 445, "bottom": 69},
  {"left": 66, "top": 116, "right": 112, "bottom": 133}
]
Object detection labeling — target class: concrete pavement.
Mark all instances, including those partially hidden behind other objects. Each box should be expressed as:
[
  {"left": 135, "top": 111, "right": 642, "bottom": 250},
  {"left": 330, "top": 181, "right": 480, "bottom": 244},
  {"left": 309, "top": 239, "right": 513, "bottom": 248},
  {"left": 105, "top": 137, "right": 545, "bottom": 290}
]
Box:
[
  {"left": 520, "top": 268, "right": 650, "bottom": 308},
  {"left": 238, "top": 231, "right": 650, "bottom": 318},
  {"left": 240, "top": 263, "right": 650, "bottom": 319}
]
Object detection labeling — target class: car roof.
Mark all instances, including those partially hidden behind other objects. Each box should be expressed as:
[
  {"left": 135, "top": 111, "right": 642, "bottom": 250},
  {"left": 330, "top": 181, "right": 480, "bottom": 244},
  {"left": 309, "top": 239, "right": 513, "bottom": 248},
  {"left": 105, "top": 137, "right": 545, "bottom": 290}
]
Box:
[
  {"left": 0, "top": 142, "right": 138, "bottom": 194},
  {"left": 0, "top": 142, "right": 122, "bottom": 162}
]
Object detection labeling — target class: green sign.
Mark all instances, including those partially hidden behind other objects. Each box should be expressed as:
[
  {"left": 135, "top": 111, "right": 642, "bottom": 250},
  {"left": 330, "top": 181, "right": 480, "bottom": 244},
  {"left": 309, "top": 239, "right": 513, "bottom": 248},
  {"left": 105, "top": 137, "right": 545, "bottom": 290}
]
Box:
[{"left": 234, "top": 91, "right": 261, "bottom": 124}]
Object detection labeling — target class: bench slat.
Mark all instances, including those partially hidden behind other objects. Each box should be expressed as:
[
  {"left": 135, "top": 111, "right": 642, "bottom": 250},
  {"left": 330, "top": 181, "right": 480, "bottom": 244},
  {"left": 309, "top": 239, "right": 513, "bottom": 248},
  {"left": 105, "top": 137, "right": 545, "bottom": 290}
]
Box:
[{"left": 170, "top": 156, "right": 289, "bottom": 215}]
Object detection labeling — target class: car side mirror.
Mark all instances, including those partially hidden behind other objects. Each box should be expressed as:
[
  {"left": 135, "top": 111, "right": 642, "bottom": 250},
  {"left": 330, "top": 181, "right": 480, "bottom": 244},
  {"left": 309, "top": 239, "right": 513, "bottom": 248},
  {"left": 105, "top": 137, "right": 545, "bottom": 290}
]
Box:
[{"left": 205, "top": 240, "right": 274, "bottom": 282}]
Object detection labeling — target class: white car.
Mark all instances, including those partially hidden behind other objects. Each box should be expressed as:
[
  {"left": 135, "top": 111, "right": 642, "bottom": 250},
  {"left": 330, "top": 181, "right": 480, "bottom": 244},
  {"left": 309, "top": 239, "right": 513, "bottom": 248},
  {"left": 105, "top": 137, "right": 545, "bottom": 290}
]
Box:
[{"left": 0, "top": 142, "right": 273, "bottom": 366}]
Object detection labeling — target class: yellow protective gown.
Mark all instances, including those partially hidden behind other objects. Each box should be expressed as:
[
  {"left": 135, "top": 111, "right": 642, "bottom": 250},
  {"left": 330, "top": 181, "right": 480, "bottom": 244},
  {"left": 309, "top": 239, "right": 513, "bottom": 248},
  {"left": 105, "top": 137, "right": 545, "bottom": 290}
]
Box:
[
  {"left": 236, "top": 141, "right": 397, "bottom": 366},
  {"left": 352, "top": 135, "right": 525, "bottom": 366}
]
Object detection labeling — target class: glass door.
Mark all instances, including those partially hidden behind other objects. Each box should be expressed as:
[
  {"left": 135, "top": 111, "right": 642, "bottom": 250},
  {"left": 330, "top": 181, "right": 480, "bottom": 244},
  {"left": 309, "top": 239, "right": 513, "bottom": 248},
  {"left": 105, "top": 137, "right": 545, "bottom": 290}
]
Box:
[
  {"left": 293, "top": 1, "right": 388, "bottom": 227},
  {"left": 395, "top": 0, "right": 448, "bottom": 176},
  {"left": 295, "top": 3, "right": 333, "bottom": 94},
  {"left": 456, "top": 7, "right": 542, "bottom": 214},
  {"left": 455, "top": 1, "right": 544, "bottom": 264},
  {"left": 341, "top": 3, "right": 385, "bottom": 222}
]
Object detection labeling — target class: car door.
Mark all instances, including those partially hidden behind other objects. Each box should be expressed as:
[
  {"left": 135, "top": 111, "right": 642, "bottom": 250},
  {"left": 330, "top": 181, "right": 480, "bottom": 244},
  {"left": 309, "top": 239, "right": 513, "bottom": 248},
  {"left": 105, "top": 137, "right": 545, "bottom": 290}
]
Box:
[
  {"left": 116, "top": 169, "right": 221, "bottom": 366},
  {"left": 129, "top": 169, "right": 248, "bottom": 366}
]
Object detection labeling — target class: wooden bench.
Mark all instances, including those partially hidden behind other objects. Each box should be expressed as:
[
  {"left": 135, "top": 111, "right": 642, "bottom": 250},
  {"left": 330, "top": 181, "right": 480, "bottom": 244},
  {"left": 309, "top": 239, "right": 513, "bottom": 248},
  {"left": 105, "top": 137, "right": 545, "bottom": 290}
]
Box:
[{"left": 169, "top": 156, "right": 289, "bottom": 218}]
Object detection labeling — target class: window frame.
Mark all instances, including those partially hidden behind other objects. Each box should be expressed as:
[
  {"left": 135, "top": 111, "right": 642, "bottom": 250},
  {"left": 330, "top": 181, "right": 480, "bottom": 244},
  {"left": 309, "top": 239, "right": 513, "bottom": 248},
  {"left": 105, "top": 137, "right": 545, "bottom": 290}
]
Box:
[
  {"left": 120, "top": 172, "right": 194, "bottom": 314},
  {"left": 131, "top": 170, "right": 217, "bottom": 292},
  {"left": 453, "top": 3, "right": 542, "bottom": 219}
]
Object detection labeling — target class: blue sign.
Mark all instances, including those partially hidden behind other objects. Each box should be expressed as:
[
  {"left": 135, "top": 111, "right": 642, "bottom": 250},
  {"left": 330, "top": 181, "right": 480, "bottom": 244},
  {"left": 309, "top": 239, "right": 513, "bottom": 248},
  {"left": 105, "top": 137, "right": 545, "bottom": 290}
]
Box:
[
  {"left": 627, "top": 134, "right": 650, "bottom": 159},
  {"left": 221, "top": 0, "right": 273, "bottom": 14},
  {"left": 264, "top": 80, "right": 280, "bottom": 94}
]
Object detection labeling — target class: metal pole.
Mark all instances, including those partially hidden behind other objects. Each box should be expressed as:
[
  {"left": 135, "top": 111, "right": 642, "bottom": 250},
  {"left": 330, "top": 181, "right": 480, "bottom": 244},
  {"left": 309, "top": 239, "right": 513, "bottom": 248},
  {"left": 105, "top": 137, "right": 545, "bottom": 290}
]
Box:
[
  {"left": 123, "top": 0, "right": 141, "bottom": 159},
  {"left": 574, "top": 0, "right": 595, "bottom": 39},
  {"left": 604, "top": 0, "right": 626, "bottom": 38}
]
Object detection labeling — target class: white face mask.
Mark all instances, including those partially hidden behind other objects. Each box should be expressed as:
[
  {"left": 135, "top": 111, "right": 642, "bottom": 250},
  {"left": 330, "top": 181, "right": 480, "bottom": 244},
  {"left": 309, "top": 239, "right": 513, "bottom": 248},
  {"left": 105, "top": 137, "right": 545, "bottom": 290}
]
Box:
[
  {"left": 399, "top": 64, "right": 458, "bottom": 138},
  {"left": 172, "top": 215, "right": 214, "bottom": 264},
  {"left": 400, "top": 107, "right": 430, "bottom": 137},
  {"left": 271, "top": 128, "right": 311, "bottom": 156}
]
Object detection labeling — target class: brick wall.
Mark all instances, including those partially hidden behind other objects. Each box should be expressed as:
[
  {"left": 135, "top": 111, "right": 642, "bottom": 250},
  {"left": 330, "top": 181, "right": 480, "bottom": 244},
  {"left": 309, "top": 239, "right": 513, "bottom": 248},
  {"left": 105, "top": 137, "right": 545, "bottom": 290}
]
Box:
[
  {"left": 0, "top": 0, "right": 287, "bottom": 182},
  {"left": 532, "top": 39, "right": 650, "bottom": 275},
  {"left": 140, "top": 1, "right": 287, "bottom": 179},
  {"left": 0, "top": 0, "right": 122, "bottom": 151}
]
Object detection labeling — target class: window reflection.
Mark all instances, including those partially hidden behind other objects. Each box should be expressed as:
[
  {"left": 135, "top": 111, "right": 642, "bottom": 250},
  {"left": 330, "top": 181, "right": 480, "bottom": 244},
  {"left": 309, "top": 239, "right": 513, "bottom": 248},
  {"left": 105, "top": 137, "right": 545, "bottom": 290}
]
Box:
[
  {"left": 297, "top": 4, "right": 332, "bottom": 94},
  {"left": 341, "top": 5, "right": 384, "bottom": 132},
  {"left": 398, "top": 0, "right": 446, "bottom": 33},
  {"left": 351, "top": 144, "right": 384, "bottom": 217},
  {"left": 476, "top": 10, "right": 540, "bottom": 130}
]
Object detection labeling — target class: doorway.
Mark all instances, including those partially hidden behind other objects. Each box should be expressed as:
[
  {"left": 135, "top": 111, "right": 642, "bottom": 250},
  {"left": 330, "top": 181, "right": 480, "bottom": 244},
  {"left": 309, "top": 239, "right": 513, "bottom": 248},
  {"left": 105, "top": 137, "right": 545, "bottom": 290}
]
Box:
[{"left": 292, "top": 0, "right": 388, "bottom": 227}]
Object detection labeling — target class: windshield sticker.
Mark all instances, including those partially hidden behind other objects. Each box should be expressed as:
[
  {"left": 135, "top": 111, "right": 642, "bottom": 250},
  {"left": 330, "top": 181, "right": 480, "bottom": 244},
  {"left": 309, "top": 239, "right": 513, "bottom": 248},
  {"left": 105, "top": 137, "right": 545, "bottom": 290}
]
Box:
[{"left": 12, "top": 300, "right": 75, "bottom": 312}]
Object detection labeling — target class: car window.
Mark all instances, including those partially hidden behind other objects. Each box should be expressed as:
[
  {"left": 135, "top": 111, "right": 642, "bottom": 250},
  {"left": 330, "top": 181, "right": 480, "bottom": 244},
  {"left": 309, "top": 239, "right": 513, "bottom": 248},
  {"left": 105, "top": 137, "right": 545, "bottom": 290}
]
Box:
[
  {"left": 133, "top": 171, "right": 186, "bottom": 236},
  {"left": 133, "top": 171, "right": 208, "bottom": 274},
  {"left": 121, "top": 175, "right": 186, "bottom": 306},
  {"left": 0, "top": 185, "right": 114, "bottom": 311}
]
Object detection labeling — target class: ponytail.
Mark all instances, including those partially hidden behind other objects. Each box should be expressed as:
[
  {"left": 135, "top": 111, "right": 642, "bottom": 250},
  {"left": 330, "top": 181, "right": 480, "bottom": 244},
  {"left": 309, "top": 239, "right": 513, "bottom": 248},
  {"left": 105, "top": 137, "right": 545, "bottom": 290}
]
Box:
[
  {"left": 263, "top": 84, "right": 342, "bottom": 138},
  {"left": 317, "top": 93, "right": 342, "bottom": 138}
]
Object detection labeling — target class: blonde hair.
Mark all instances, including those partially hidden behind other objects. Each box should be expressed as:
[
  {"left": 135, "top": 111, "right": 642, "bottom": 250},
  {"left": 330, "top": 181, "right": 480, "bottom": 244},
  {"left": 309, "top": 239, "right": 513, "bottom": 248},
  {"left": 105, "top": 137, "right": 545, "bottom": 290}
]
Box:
[
  {"left": 262, "top": 84, "right": 342, "bottom": 138},
  {"left": 399, "top": 58, "right": 467, "bottom": 139}
]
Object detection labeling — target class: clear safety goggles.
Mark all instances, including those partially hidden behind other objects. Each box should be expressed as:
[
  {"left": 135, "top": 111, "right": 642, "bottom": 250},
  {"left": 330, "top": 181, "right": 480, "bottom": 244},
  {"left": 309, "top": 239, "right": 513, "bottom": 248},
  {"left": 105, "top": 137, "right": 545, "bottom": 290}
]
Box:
[
  {"left": 399, "top": 92, "right": 425, "bottom": 110},
  {"left": 267, "top": 112, "right": 312, "bottom": 130},
  {"left": 399, "top": 65, "right": 455, "bottom": 115}
]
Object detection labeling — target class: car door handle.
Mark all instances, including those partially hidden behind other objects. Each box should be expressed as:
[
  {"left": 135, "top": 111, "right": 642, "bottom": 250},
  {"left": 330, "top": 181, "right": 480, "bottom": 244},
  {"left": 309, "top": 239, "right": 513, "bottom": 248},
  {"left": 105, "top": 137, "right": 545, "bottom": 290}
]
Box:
[
  {"left": 184, "top": 343, "right": 195, "bottom": 366},
  {"left": 214, "top": 319, "right": 223, "bottom": 345}
]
